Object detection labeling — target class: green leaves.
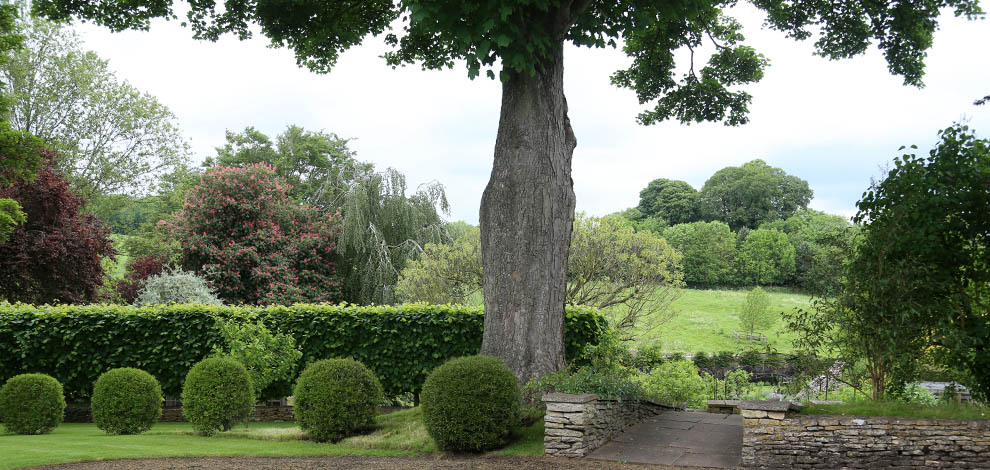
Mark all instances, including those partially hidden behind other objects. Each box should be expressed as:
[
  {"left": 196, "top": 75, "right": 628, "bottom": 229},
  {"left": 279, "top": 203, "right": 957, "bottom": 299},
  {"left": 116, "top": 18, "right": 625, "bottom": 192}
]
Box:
[{"left": 0, "top": 303, "right": 607, "bottom": 400}]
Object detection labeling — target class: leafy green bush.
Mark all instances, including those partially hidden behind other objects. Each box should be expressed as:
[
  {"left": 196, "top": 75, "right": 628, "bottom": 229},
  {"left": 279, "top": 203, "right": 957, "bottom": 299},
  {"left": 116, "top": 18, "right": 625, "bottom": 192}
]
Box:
[
  {"left": 0, "top": 373, "right": 65, "bottom": 434},
  {"left": 421, "top": 355, "right": 521, "bottom": 452},
  {"left": 0, "top": 303, "right": 606, "bottom": 400},
  {"left": 293, "top": 359, "right": 383, "bottom": 443},
  {"left": 527, "top": 365, "right": 643, "bottom": 401},
  {"left": 91, "top": 368, "right": 163, "bottom": 434},
  {"left": 135, "top": 268, "right": 222, "bottom": 306},
  {"left": 181, "top": 357, "right": 254, "bottom": 436},
  {"left": 630, "top": 345, "right": 667, "bottom": 372},
  {"left": 212, "top": 317, "right": 302, "bottom": 401},
  {"left": 693, "top": 352, "right": 711, "bottom": 369},
  {"left": 637, "top": 360, "right": 707, "bottom": 408}
]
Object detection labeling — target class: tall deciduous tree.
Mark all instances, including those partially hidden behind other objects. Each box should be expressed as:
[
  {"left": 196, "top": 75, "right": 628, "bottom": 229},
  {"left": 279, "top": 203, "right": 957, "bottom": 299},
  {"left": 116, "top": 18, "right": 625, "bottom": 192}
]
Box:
[
  {"left": 662, "top": 221, "right": 736, "bottom": 286},
  {"left": 204, "top": 125, "right": 373, "bottom": 211},
  {"left": 699, "top": 159, "right": 813, "bottom": 231},
  {"left": 734, "top": 228, "right": 795, "bottom": 285},
  {"left": 36, "top": 0, "right": 984, "bottom": 382},
  {"left": 0, "top": 14, "right": 188, "bottom": 201},
  {"left": 637, "top": 178, "right": 701, "bottom": 225}
]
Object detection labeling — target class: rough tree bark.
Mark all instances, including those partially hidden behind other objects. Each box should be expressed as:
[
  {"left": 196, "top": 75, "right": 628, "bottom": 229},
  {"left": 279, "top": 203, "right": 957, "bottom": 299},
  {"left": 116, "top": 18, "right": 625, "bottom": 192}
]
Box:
[{"left": 479, "top": 36, "right": 577, "bottom": 384}]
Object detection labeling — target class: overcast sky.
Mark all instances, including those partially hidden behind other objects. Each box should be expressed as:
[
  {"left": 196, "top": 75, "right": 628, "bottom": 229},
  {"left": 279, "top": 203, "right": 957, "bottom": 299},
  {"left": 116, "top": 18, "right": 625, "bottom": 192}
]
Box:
[{"left": 74, "top": 4, "right": 990, "bottom": 225}]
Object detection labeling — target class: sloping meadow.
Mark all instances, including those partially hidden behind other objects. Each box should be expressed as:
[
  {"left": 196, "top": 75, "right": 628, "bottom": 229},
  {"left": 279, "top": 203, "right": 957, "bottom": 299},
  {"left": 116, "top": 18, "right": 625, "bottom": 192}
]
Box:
[{"left": 0, "top": 303, "right": 607, "bottom": 401}]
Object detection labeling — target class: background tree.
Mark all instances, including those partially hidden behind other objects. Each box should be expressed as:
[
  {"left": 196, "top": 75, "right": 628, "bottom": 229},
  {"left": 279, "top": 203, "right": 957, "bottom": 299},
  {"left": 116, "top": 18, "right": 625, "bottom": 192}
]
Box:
[
  {"left": 212, "top": 317, "right": 302, "bottom": 402},
  {"left": 637, "top": 178, "right": 700, "bottom": 225},
  {"left": 398, "top": 214, "right": 685, "bottom": 341},
  {"left": 760, "top": 209, "right": 856, "bottom": 294},
  {"left": 0, "top": 14, "right": 188, "bottom": 202},
  {"left": 733, "top": 228, "right": 795, "bottom": 285},
  {"left": 396, "top": 225, "right": 482, "bottom": 305},
  {"left": 738, "top": 286, "right": 773, "bottom": 336},
  {"left": 337, "top": 167, "right": 449, "bottom": 305},
  {"left": 612, "top": 207, "right": 668, "bottom": 234},
  {"left": 0, "top": 154, "right": 115, "bottom": 304},
  {"left": 38, "top": 0, "right": 983, "bottom": 382},
  {"left": 164, "top": 163, "right": 341, "bottom": 305},
  {"left": 662, "top": 221, "right": 736, "bottom": 286},
  {"left": 566, "top": 215, "right": 684, "bottom": 341},
  {"left": 204, "top": 125, "right": 373, "bottom": 211},
  {"left": 699, "top": 159, "right": 813, "bottom": 231}
]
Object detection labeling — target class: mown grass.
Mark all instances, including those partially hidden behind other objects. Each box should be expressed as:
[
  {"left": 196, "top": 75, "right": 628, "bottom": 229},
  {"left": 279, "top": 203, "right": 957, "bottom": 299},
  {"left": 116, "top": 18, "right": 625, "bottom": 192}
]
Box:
[
  {"left": 0, "top": 408, "right": 544, "bottom": 470},
  {"left": 801, "top": 402, "right": 990, "bottom": 420},
  {"left": 469, "top": 287, "right": 812, "bottom": 354},
  {"left": 628, "top": 287, "right": 811, "bottom": 354},
  {"left": 104, "top": 234, "right": 134, "bottom": 279}
]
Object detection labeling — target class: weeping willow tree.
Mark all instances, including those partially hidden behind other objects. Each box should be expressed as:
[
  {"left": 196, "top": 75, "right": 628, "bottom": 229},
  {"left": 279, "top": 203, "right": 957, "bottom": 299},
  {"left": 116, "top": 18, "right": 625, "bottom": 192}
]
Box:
[{"left": 338, "top": 167, "right": 449, "bottom": 305}]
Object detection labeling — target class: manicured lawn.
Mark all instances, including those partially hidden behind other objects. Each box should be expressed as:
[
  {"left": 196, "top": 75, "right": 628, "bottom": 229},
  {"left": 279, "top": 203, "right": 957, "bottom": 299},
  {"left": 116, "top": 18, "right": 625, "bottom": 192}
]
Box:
[
  {"left": 800, "top": 402, "right": 990, "bottom": 420},
  {"left": 629, "top": 287, "right": 811, "bottom": 354},
  {"left": 104, "top": 234, "right": 134, "bottom": 279},
  {"left": 0, "top": 408, "right": 545, "bottom": 469}
]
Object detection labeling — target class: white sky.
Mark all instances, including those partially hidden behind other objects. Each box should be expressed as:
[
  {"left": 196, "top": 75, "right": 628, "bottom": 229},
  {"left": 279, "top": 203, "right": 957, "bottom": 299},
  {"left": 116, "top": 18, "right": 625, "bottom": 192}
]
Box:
[{"left": 74, "top": 4, "right": 990, "bottom": 225}]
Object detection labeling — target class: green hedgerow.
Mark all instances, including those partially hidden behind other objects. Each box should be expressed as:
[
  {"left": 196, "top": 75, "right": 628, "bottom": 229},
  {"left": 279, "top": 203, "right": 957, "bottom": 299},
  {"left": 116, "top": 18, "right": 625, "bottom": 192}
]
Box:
[
  {"left": 91, "top": 368, "right": 163, "bottom": 435},
  {"left": 293, "top": 359, "right": 383, "bottom": 443},
  {"left": 0, "top": 373, "right": 65, "bottom": 434},
  {"left": 421, "top": 355, "right": 521, "bottom": 452},
  {"left": 181, "top": 357, "right": 254, "bottom": 436}
]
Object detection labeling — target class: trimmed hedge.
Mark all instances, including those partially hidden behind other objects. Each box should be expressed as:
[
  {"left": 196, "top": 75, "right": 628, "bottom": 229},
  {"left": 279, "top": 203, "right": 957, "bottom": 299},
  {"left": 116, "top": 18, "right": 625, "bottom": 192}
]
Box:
[{"left": 0, "top": 303, "right": 607, "bottom": 400}]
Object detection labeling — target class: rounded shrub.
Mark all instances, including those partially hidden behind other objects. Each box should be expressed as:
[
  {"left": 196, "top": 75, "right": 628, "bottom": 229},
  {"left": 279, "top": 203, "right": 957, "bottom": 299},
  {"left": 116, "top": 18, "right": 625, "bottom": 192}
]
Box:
[
  {"left": 91, "top": 368, "right": 163, "bottom": 434},
  {"left": 0, "top": 373, "right": 65, "bottom": 434},
  {"left": 135, "top": 267, "right": 222, "bottom": 306},
  {"left": 421, "top": 355, "right": 521, "bottom": 452},
  {"left": 293, "top": 358, "right": 383, "bottom": 443},
  {"left": 181, "top": 356, "right": 254, "bottom": 436}
]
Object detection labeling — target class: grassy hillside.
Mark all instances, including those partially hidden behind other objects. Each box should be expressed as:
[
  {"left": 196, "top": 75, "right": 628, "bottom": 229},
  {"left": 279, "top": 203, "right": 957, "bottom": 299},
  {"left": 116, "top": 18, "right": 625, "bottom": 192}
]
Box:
[{"left": 631, "top": 287, "right": 812, "bottom": 354}]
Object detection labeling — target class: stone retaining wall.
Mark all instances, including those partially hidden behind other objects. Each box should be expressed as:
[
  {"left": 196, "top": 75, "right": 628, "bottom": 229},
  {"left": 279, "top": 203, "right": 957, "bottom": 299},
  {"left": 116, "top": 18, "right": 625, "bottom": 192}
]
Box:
[
  {"left": 740, "top": 401, "right": 990, "bottom": 469},
  {"left": 542, "top": 393, "right": 676, "bottom": 457}
]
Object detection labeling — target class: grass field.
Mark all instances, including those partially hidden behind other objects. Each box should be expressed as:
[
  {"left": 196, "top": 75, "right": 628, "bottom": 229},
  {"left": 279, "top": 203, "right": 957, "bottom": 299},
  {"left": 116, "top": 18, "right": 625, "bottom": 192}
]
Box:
[
  {"left": 625, "top": 287, "right": 812, "bottom": 354},
  {"left": 104, "top": 234, "right": 134, "bottom": 279},
  {"left": 0, "top": 408, "right": 544, "bottom": 469}
]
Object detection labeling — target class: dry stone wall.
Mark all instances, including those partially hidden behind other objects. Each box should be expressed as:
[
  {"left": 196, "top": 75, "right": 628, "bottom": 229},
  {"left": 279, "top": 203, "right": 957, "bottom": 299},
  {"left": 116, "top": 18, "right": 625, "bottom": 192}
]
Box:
[
  {"left": 542, "top": 393, "right": 676, "bottom": 457},
  {"left": 741, "top": 402, "right": 990, "bottom": 469}
]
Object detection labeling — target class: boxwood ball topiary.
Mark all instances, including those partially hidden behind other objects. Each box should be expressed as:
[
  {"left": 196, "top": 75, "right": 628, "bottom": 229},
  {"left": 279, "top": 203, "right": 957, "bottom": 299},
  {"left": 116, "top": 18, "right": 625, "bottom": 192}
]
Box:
[
  {"left": 181, "top": 356, "right": 254, "bottom": 436},
  {"left": 293, "top": 358, "right": 383, "bottom": 443},
  {"left": 91, "top": 368, "right": 163, "bottom": 434},
  {"left": 421, "top": 355, "right": 521, "bottom": 452},
  {"left": 0, "top": 373, "right": 65, "bottom": 434}
]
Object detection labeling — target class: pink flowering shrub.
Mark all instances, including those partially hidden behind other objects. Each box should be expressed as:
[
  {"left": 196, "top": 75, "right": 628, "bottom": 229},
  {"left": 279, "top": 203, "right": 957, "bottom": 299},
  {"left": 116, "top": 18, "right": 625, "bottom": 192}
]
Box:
[{"left": 164, "top": 164, "right": 341, "bottom": 305}]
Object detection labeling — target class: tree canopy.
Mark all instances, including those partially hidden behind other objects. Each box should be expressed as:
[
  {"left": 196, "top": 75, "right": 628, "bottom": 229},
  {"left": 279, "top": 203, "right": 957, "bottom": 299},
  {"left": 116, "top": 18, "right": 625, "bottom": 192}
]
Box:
[
  {"left": 699, "top": 159, "right": 813, "bottom": 230},
  {"left": 637, "top": 178, "right": 700, "bottom": 226},
  {"left": 1, "top": 14, "right": 188, "bottom": 201},
  {"left": 204, "top": 125, "right": 372, "bottom": 212}
]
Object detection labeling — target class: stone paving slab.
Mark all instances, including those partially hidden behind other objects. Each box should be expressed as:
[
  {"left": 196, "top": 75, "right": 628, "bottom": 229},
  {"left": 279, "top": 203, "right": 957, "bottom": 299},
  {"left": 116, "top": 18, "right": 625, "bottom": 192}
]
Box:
[{"left": 586, "top": 411, "right": 742, "bottom": 468}]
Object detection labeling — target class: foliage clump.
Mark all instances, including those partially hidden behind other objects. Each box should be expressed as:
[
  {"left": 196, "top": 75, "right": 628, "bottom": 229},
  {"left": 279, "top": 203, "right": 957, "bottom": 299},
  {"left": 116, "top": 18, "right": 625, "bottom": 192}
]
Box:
[
  {"left": 91, "top": 368, "right": 162, "bottom": 435},
  {"left": 213, "top": 317, "right": 301, "bottom": 401},
  {"left": 421, "top": 355, "right": 521, "bottom": 452},
  {"left": 115, "top": 255, "right": 168, "bottom": 304},
  {"left": 181, "top": 356, "right": 254, "bottom": 436},
  {"left": 0, "top": 156, "right": 115, "bottom": 304},
  {"left": 293, "top": 358, "right": 383, "bottom": 443},
  {"left": 135, "top": 267, "right": 222, "bottom": 305},
  {"left": 0, "top": 373, "right": 65, "bottom": 434},
  {"left": 637, "top": 360, "right": 708, "bottom": 408},
  {"left": 164, "top": 163, "right": 341, "bottom": 305}
]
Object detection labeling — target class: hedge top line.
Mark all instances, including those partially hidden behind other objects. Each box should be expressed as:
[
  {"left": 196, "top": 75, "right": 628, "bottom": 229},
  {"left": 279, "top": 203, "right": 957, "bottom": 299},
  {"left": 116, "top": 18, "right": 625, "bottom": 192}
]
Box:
[{"left": 0, "top": 302, "right": 604, "bottom": 316}]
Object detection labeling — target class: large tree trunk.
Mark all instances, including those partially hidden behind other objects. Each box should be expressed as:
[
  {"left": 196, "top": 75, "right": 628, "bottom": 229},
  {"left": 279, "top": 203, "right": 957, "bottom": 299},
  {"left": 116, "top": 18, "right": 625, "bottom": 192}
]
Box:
[{"left": 480, "top": 39, "right": 576, "bottom": 384}]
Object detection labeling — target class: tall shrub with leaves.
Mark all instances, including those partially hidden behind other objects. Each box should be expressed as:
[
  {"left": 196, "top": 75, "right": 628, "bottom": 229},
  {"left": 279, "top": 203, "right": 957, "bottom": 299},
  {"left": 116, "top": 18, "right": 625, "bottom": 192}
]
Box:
[
  {"left": 212, "top": 316, "right": 302, "bottom": 401},
  {"left": 164, "top": 163, "right": 341, "bottom": 305},
  {"left": 134, "top": 268, "right": 222, "bottom": 306},
  {"left": 0, "top": 155, "right": 115, "bottom": 304}
]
